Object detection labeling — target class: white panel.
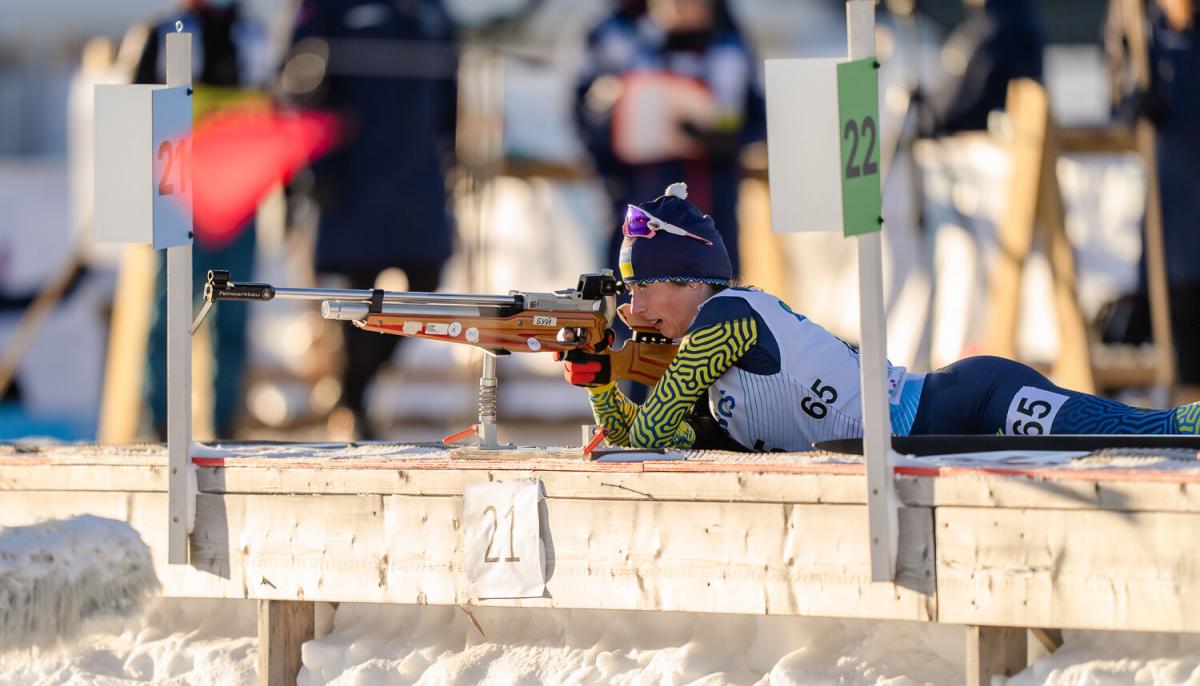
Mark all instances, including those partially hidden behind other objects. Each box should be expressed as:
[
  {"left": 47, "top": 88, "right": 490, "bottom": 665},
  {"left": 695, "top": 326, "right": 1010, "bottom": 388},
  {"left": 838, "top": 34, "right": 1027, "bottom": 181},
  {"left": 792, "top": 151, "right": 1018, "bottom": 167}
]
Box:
[
  {"left": 151, "top": 86, "right": 193, "bottom": 249},
  {"left": 764, "top": 58, "right": 844, "bottom": 234},
  {"left": 94, "top": 84, "right": 156, "bottom": 244}
]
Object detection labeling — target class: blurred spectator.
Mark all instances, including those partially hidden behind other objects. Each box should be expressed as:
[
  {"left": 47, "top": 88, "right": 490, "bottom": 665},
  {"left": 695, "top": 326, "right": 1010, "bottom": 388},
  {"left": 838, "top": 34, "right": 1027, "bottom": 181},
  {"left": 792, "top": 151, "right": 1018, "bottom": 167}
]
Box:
[
  {"left": 1103, "top": 0, "right": 1200, "bottom": 388},
  {"left": 574, "top": 0, "right": 764, "bottom": 281},
  {"left": 129, "top": 0, "right": 271, "bottom": 440},
  {"left": 283, "top": 0, "right": 459, "bottom": 439},
  {"left": 1151, "top": 0, "right": 1200, "bottom": 387},
  {"left": 932, "top": 0, "right": 1045, "bottom": 133}
]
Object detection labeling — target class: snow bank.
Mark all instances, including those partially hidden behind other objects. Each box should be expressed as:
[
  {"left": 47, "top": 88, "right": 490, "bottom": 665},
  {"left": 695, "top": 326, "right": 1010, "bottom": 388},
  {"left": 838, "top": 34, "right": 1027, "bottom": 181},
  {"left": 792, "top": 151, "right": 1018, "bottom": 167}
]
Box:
[
  {"left": 300, "top": 604, "right": 965, "bottom": 685},
  {"left": 1012, "top": 631, "right": 1200, "bottom": 685},
  {"left": 6, "top": 598, "right": 1200, "bottom": 685},
  {"left": 0, "top": 515, "right": 158, "bottom": 652},
  {"left": 0, "top": 598, "right": 257, "bottom": 685}
]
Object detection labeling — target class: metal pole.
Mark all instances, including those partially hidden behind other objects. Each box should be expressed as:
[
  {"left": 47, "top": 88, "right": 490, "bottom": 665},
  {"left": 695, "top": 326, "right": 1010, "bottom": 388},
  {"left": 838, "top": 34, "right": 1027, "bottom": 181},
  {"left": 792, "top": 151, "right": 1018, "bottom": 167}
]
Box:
[
  {"left": 477, "top": 351, "right": 500, "bottom": 449},
  {"left": 848, "top": 0, "right": 899, "bottom": 582},
  {"left": 165, "top": 30, "right": 193, "bottom": 566}
]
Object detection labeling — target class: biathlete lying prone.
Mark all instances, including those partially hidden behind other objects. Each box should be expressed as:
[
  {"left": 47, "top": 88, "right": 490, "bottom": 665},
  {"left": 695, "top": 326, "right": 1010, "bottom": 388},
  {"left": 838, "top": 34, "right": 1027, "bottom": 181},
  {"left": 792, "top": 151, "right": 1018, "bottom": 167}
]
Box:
[{"left": 559, "top": 183, "right": 1200, "bottom": 452}]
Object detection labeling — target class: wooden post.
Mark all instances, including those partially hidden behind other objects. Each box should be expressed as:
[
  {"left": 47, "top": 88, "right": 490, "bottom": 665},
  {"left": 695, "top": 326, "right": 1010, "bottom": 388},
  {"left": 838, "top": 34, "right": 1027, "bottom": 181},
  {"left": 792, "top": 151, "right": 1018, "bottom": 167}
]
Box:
[
  {"left": 966, "top": 625, "right": 1027, "bottom": 686},
  {"left": 165, "top": 30, "right": 193, "bottom": 565},
  {"left": 258, "top": 600, "right": 315, "bottom": 686},
  {"left": 987, "top": 79, "right": 1045, "bottom": 362},
  {"left": 1036, "top": 93, "right": 1095, "bottom": 393},
  {"left": 847, "top": 0, "right": 899, "bottom": 583},
  {"left": 1030, "top": 627, "right": 1064, "bottom": 655},
  {"left": 987, "top": 79, "right": 1095, "bottom": 393},
  {"left": 98, "top": 245, "right": 157, "bottom": 442}
]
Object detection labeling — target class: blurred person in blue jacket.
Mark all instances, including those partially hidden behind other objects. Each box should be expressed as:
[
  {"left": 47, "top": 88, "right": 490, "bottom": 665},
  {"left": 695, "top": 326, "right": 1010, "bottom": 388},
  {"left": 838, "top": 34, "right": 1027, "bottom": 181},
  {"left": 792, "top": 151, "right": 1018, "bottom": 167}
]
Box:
[
  {"left": 284, "top": 0, "right": 458, "bottom": 438},
  {"left": 1105, "top": 0, "right": 1200, "bottom": 387},
  {"left": 933, "top": 0, "right": 1045, "bottom": 133},
  {"left": 1150, "top": 0, "right": 1200, "bottom": 387},
  {"left": 574, "top": 0, "right": 764, "bottom": 282},
  {"left": 132, "top": 0, "right": 270, "bottom": 440}
]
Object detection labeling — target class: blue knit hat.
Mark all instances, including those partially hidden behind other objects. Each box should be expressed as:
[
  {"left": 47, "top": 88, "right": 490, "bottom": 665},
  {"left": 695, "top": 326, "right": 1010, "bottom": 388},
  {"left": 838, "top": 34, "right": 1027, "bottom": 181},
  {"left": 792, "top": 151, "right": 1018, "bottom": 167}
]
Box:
[{"left": 619, "top": 183, "right": 733, "bottom": 286}]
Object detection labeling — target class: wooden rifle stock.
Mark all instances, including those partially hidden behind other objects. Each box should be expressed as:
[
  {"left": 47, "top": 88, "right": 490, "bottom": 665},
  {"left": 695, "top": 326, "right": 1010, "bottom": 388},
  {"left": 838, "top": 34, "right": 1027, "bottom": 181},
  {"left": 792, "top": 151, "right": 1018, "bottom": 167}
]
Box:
[{"left": 606, "top": 338, "right": 679, "bottom": 386}]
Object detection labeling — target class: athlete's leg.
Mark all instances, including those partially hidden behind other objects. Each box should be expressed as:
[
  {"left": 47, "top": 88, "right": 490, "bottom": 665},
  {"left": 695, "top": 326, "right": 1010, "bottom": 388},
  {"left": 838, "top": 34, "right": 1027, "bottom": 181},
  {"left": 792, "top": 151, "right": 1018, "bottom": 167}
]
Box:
[{"left": 912, "top": 356, "right": 1196, "bottom": 435}]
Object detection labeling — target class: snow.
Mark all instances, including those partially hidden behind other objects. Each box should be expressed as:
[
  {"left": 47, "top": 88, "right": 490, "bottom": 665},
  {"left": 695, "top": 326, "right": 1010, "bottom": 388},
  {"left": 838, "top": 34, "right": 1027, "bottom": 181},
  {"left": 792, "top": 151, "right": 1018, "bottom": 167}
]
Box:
[
  {"left": 300, "top": 605, "right": 967, "bottom": 686},
  {"left": 7, "top": 597, "right": 1200, "bottom": 685},
  {"left": 1010, "top": 632, "right": 1200, "bottom": 686},
  {"left": 0, "top": 516, "right": 157, "bottom": 653},
  {"left": 0, "top": 598, "right": 257, "bottom": 685},
  {"left": 7, "top": 592, "right": 1200, "bottom": 681}
]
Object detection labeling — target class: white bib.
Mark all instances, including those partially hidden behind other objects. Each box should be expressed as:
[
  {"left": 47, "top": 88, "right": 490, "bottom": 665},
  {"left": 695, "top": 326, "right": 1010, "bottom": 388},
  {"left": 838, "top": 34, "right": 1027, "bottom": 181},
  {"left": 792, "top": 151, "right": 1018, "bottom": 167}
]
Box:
[{"left": 704, "top": 290, "right": 905, "bottom": 451}]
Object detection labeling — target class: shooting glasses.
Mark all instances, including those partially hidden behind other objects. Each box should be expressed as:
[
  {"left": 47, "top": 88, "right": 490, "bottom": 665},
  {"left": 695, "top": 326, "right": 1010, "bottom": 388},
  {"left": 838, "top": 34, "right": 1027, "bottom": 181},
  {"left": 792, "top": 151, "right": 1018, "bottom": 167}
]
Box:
[{"left": 622, "top": 205, "right": 713, "bottom": 245}]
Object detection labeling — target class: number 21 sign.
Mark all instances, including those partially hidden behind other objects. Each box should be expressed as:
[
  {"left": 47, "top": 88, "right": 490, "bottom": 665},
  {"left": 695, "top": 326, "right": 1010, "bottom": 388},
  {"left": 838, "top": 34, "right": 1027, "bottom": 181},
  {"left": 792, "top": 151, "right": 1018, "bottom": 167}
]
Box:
[
  {"left": 95, "top": 83, "right": 192, "bottom": 248},
  {"left": 151, "top": 86, "right": 193, "bottom": 247},
  {"left": 462, "top": 480, "right": 546, "bottom": 599}
]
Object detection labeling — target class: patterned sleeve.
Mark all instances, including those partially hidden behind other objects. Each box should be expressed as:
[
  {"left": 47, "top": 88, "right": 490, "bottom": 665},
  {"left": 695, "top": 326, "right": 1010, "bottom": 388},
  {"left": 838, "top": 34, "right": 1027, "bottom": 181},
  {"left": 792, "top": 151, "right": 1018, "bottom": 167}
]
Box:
[{"left": 587, "top": 317, "right": 758, "bottom": 449}]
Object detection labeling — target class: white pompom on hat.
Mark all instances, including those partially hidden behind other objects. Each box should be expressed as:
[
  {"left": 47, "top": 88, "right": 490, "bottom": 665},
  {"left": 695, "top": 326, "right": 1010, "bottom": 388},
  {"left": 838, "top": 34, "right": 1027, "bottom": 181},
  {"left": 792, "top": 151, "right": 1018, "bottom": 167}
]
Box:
[{"left": 664, "top": 182, "right": 688, "bottom": 199}]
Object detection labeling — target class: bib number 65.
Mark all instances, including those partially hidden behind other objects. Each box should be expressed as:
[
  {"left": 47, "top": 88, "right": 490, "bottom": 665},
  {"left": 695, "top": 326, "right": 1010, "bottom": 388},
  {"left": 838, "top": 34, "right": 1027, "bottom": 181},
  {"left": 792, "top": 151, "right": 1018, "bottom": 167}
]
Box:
[
  {"left": 801, "top": 378, "right": 838, "bottom": 420},
  {"left": 1006, "top": 387, "right": 1069, "bottom": 436}
]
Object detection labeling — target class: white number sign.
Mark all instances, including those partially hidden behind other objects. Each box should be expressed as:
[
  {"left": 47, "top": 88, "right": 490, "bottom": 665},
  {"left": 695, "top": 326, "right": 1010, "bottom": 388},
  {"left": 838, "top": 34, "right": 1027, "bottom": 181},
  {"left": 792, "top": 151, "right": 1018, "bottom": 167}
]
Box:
[
  {"left": 463, "top": 480, "right": 545, "bottom": 599},
  {"left": 1005, "top": 386, "right": 1069, "bottom": 436}
]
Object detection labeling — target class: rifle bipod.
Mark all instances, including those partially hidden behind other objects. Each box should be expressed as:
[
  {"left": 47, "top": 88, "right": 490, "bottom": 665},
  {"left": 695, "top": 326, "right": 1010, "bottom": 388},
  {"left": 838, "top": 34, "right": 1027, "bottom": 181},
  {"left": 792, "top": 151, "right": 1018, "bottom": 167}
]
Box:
[{"left": 441, "top": 350, "right": 515, "bottom": 450}]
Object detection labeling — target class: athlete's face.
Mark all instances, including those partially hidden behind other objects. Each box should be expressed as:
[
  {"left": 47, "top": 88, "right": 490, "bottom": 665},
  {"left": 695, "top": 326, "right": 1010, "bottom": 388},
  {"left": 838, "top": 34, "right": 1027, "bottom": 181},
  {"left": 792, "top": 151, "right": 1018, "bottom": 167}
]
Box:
[{"left": 628, "top": 281, "right": 712, "bottom": 339}]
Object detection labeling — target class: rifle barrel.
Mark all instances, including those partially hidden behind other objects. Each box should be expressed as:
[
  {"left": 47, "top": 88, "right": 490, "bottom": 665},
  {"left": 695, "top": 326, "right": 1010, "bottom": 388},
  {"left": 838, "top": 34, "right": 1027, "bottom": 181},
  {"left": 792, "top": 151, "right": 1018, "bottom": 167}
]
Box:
[{"left": 268, "top": 286, "right": 520, "bottom": 307}]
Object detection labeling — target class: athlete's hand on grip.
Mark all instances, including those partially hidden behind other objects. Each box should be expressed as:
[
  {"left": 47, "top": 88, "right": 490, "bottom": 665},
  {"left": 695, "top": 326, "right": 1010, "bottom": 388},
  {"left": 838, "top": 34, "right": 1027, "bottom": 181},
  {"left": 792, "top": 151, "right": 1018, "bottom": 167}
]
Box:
[{"left": 555, "top": 349, "right": 612, "bottom": 387}]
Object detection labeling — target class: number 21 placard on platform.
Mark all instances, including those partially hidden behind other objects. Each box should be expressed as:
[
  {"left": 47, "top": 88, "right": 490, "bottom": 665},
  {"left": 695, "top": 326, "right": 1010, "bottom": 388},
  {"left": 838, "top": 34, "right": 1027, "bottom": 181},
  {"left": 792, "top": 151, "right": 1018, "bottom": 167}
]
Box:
[
  {"left": 463, "top": 480, "right": 546, "bottom": 599},
  {"left": 764, "top": 57, "right": 882, "bottom": 237}
]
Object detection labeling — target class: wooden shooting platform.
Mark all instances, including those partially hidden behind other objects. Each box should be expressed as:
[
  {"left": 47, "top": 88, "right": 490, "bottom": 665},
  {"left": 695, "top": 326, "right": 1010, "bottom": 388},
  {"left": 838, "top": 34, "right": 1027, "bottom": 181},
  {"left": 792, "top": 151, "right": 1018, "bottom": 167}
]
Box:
[{"left": 2, "top": 442, "right": 1200, "bottom": 684}]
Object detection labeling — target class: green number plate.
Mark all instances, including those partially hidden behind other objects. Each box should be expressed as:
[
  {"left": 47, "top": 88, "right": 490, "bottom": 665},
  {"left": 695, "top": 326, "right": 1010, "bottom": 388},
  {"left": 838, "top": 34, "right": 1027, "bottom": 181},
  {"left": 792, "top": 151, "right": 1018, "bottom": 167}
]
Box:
[{"left": 836, "top": 58, "right": 882, "bottom": 237}]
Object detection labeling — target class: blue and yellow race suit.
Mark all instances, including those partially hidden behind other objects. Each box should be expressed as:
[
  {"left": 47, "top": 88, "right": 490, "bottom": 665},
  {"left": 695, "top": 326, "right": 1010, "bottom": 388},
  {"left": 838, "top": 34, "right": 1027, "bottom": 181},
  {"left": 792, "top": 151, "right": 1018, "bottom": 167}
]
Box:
[{"left": 589, "top": 289, "right": 1200, "bottom": 451}]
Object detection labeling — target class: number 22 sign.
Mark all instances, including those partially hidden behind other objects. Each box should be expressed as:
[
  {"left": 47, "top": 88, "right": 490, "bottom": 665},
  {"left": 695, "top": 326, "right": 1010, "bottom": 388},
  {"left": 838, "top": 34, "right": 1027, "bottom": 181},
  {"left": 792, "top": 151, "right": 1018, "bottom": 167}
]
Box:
[
  {"left": 836, "top": 58, "right": 882, "bottom": 237},
  {"left": 463, "top": 480, "right": 546, "bottom": 599}
]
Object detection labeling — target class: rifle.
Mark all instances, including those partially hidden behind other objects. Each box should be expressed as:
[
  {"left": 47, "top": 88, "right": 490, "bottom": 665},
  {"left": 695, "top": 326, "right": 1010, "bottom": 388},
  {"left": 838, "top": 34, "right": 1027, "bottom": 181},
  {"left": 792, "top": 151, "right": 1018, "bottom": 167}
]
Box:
[{"left": 191, "top": 269, "right": 679, "bottom": 447}]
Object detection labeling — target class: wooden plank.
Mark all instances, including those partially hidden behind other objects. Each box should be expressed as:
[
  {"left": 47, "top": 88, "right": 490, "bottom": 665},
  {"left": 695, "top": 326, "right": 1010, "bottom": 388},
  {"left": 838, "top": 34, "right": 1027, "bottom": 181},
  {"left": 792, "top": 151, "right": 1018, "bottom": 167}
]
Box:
[
  {"left": 97, "top": 245, "right": 157, "bottom": 442},
  {"left": 11, "top": 456, "right": 1200, "bottom": 514},
  {"left": 737, "top": 177, "right": 793, "bottom": 302},
  {"left": 199, "top": 465, "right": 871, "bottom": 504},
  {"left": 0, "top": 464, "right": 167, "bottom": 491},
  {"left": 1055, "top": 126, "right": 1135, "bottom": 153},
  {"left": 897, "top": 473, "right": 1200, "bottom": 513},
  {"left": 986, "top": 79, "right": 1047, "bottom": 361},
  {"left": 1040, "top": 117, "right": 1095, "bottom": 393},
  {"left": 1030, "top": 627, "right": 1063, "bottom": 653},
  {"left": 937, "top": 506, "right": 1200, "bottom": 632},
  {"left": 258, "top": 599, "right": 314, "bottom": 686},
  {"left": 966, "top": 625, "right": 1027, "bottom": 686},
  {"left": 189, "top": 493, "right": 935, "bottom": 620}
]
